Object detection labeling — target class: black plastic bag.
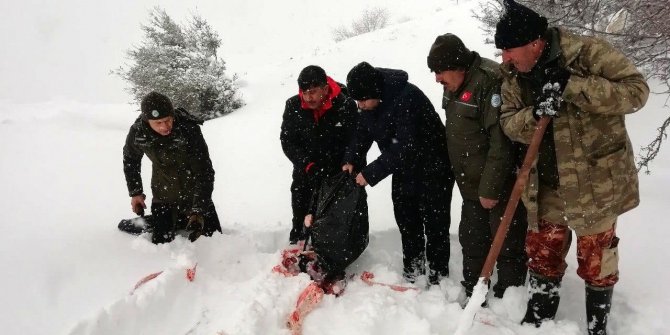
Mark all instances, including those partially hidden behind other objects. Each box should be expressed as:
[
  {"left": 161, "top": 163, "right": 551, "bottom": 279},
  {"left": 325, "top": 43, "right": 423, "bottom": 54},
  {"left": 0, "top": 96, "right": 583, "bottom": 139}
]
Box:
[{"left": 310, "top": 172, "right": 369, "bottom": 274}]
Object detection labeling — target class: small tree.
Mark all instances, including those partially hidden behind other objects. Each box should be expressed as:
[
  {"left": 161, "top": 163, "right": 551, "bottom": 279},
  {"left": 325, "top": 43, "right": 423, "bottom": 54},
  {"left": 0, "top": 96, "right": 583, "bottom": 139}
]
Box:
[
  {"left": 332, "top": 7, "right": 390, "bottom": 42},
  {"left": 114, "top": 7, "right": 243, "bottom": 120},
  {"left": 474, "top": 0, "right": 670, "bottom": 173}
]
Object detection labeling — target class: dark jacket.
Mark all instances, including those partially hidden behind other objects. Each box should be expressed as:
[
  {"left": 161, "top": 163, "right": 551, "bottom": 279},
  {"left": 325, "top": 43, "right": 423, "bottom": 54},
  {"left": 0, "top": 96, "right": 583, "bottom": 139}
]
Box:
[
  {"left": 346, "top": 68, "right": 452, "bottom": 190},
  {"left": 123, "top": 110, "right": 215, "bottom": 211},
  {"left": 280, "top": 79, "right": 361, "bottom": 180},
  {"left": 442, "top": 53, "right": 515, "bottom": 201}
]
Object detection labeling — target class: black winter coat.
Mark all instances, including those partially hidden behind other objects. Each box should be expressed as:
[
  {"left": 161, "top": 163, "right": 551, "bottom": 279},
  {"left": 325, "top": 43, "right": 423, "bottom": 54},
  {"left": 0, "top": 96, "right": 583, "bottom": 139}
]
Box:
[
  {"left": 280, "top": 86, "right": 361, "bottom": 180},
  {"left": 123, "top": 112, "right": 215, "bottom": 211},
  {"left": 346, "top": 69, "right": 452, "bottom": 192}
]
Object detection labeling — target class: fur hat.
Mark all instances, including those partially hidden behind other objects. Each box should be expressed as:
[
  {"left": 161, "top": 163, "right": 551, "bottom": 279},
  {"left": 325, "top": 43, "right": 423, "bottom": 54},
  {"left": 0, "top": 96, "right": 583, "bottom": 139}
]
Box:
[
  {"left": 346, "top": 62, "right": 384, "bottom": 100},
  {"left": 494, "top": 0, "right": 548, "bottom": 49},
  {"left": 427, "top": 33, "right": 473, "bottom": 72},
  {"left": 141, "top": 92, "right": 174, "bottom": 120},
  {"left": 297, "top": 65, "right": 327, "bottom": 90}
]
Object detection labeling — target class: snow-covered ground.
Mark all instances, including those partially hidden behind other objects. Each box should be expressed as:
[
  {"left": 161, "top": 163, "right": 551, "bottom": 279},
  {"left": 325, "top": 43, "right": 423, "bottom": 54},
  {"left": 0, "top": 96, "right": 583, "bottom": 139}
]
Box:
[{"left": 0, "top": 1, "right": 668, "bottom": 334}]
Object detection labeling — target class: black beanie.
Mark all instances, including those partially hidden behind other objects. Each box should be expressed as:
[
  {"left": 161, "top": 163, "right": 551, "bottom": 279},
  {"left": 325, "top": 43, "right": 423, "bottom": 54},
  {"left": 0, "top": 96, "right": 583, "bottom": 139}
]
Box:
[
  {"left": 346, "top": 62, "right": 384, "bottom": 100},
  {"left": 297, "top": 65, "right": 327, "bottom": 90},
  {"left": 427, "top": 33, "right": 473, "bottom": 72},
  {"left": 141, "top": 91, "right": 174, "bottom": 120},
  {"left": 494, "top": 0, "right": 548, "bottom": 49}
]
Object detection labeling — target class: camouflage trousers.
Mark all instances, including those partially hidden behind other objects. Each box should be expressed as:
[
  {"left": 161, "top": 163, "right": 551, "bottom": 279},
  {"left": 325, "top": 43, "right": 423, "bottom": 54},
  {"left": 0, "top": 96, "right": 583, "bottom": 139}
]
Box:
[{"left": 526, "top": 218, "right": 619, "bottom": 287}]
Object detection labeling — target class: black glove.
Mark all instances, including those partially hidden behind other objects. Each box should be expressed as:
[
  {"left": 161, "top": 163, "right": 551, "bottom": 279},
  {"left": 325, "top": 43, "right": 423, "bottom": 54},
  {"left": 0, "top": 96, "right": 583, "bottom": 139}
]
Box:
[
  {"left": 544, "top": 66, "right": 570, "bottom": 93},
  {"left": 186, "top": 210, "right": 205, "bottom": 242},
  {"left": 533, "top": 66, "right": 570, "bottom": 119},
  {"left": 305, "top": 162, "right": 324, "bottom": 185},
  {"left": 305, "top": 161, "right": 322, "bottom": 174}
]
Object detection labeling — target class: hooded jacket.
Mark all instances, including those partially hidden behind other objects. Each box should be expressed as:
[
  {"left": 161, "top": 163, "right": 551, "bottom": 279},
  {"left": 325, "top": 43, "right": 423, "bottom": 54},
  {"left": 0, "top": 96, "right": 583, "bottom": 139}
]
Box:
[
  {"left": 280, "top": 77, "right": 361, "bottom": 179},
  {"left": 346, "top": 68, "right": 452, "bottom": 190}
]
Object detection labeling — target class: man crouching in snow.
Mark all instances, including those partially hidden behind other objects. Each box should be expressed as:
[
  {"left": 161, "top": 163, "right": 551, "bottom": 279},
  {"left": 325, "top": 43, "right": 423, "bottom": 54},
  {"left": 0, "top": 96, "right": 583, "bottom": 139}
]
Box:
[{"left": 121, "top": 91, "right": 222, "bottom": 244}]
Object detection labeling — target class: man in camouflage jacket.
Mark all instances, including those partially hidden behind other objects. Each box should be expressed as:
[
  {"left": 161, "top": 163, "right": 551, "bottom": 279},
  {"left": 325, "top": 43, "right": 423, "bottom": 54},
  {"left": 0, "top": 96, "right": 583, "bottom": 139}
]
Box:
[
  {"left": 123, "top": 92, "right": 222, "bottom": 244},
  {"left": 494, "top": 1, "right": 649, "bottom": 334},
  {"left": 427, "top": 33, "right": 527, "bottom": 301}
]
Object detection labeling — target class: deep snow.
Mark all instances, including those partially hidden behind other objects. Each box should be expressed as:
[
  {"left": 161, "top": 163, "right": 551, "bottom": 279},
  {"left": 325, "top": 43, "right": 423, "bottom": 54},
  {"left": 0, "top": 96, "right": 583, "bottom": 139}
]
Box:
[{"left": 0, "top": 1, "right": 668, "bottom": 334}]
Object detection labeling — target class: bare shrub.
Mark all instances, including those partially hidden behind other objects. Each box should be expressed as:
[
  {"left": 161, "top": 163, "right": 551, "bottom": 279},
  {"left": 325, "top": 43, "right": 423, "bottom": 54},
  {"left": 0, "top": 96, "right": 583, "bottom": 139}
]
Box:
[{"left": 332, "top": 7, "right": 390, "bottom": 42}]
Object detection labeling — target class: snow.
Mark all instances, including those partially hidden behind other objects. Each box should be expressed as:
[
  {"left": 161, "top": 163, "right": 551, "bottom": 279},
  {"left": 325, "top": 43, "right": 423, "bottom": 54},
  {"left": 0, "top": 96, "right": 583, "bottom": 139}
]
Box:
[{"left": 1, "top": 0, "right": 669, "bottom": 334}]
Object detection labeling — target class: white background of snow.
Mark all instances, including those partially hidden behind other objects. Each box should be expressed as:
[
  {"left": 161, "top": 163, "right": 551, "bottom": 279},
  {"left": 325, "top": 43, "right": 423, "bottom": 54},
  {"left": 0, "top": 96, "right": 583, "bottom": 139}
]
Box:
[{"left": 0, "top": 0, "right": 668, "bottom": 334}]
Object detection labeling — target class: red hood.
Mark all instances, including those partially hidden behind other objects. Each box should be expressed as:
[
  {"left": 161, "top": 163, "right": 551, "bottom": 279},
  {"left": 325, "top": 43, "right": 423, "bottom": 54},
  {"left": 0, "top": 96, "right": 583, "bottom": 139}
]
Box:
[{"left": 299, "top": 76, "right": 341, "bottom": 122}]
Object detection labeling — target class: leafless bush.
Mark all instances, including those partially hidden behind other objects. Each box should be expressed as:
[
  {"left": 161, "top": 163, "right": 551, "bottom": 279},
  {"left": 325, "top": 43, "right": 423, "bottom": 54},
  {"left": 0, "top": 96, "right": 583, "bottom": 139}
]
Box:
[{"left": 332, "top": 7, "right": 390, "bottom": 42}]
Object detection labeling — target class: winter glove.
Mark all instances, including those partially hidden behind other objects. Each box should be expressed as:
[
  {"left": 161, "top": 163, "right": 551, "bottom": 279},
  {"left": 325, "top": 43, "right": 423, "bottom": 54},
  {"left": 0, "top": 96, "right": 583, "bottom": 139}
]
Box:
[
  {"left": 544, "top": 66, "right": 570, "bottom": 93},
  {"left": 186, "top": 210, "right": 205, "bottom": 242},
  {"left": 305, "top": 162, "right": 324, "bottom": 186},
  {"left": 533, "top": 66, "right": 570, "bottom": 119},
  {"left": 305, "top": 162, "right": 322, "bottom": 175}
]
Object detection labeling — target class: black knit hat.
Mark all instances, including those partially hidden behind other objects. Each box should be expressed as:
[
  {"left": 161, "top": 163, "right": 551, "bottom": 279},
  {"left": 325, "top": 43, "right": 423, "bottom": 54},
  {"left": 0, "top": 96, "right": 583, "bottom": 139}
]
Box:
[
  {"left": 494, "top": 0, "right": 548, "bottom": 49},
  {"left": 297, "top": 65, "right": 327, "bottom": 90},
  {"left": 427, "top": 33, "right": 473, "bottom": 72},
  {"left": 346, "top": 62, "right": 384, "bottom": 100},
  {"left": 141, "top": 91, "right": 174, "bottom": 120}
]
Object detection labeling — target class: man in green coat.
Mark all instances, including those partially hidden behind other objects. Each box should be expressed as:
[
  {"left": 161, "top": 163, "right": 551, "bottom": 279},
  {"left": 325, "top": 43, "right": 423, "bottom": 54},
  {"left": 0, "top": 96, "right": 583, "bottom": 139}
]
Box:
[
  {"left": 123, "top": 92, "right": 222, "bottom": 244},
  {"left": 494, "top": 1, "right": 649, "bottom": 333},
  {"left": 427, "top": 33, "right": 527, "bottom": 302}
]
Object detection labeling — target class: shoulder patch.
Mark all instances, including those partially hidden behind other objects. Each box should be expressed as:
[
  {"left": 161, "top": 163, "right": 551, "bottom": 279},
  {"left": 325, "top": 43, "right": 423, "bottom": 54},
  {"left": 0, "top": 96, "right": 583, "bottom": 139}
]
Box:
[{"left": 490, "top": 94, "right": 502, "bottom": 108}]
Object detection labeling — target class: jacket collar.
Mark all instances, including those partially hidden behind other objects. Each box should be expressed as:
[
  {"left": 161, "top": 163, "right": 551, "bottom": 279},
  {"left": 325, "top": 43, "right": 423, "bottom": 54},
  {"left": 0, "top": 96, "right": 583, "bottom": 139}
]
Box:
[{"left": 445, "top": 52, "right": 481, "bottom": 100}]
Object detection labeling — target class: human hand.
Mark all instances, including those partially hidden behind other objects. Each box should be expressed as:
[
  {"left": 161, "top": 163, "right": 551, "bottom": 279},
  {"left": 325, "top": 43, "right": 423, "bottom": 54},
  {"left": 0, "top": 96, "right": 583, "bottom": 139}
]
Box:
[
  {"left": 479, "top": 197, "right": 499, "bottom": 209},
  {"left": 544, "top": 66, "right": 570, "bottom": 92},
  {"left": 342, "top": 163, "right": 354, "bottom": 174},
  {"left": 534, "top": 67, "right": 570, "bottom": 118},
  {"left": 131, "top": 194, "right": 146, "bottom": 216},
  {"left": 187, "top": 211, "right": 205, "bottom": 232},
  {"left": 534, "top": 82, "right": 563, "bottom": 118},
  {"left": 304, "top": 214, "right": 314, "bottom": 228},
  {"left": 305, "top": 162, "right": 323, "bottom": 175},
  {"left": 355, "top": 173, "right": 368, "bottom": 186}
]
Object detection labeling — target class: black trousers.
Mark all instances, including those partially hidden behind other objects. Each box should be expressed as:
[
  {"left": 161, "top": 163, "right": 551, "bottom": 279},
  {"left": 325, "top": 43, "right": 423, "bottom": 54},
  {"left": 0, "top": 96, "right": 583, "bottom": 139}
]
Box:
[
  {"left": 459, "top": 198, "right": 528, "bottom": 297},
  {"left": 150, "top": 200, "right": 222, "bottom": 244},
  {"left": 289, "top": 176, "right": 315, "bottom": 243},
  {"left": 392, "top": 177, "right": 453, "bottom": 280}
]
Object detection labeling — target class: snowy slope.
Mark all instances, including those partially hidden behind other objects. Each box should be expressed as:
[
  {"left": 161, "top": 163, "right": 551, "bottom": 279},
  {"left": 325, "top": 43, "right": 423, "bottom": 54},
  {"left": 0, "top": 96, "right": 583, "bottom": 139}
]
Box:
[{"left": 0, "top": 0, "right": 668, "bottom": 334}]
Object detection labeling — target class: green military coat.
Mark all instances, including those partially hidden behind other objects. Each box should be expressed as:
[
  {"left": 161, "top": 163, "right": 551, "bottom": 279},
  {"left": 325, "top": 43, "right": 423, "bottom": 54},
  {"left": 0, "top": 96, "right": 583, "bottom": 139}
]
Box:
[{"left": 443, "top": 53, "right": 515, "bottom": 201}]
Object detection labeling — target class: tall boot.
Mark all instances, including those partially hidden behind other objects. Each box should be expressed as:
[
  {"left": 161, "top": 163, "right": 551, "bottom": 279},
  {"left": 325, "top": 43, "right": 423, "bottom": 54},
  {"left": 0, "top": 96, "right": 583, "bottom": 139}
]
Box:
[
  {"left": 521, "top": 273, "right": 561, "bottom": 327},
  {"left": 585, "top": 285, "right": 613, "bottom": 335}
]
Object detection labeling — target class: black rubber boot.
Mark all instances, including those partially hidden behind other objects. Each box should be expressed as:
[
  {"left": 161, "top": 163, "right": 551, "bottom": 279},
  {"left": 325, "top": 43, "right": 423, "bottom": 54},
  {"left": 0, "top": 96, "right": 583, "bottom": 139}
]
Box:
[
  {"left": 586, "top": 285, "right": 613, "bottom": 335},
  {"left": 521, "top": 273, "right": 561, "bottom": 327}
]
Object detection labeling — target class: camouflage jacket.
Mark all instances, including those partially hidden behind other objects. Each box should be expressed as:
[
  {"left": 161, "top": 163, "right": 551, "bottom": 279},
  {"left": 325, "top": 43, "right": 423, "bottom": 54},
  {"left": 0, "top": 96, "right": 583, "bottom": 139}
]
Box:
[
  {"left": 123, "top": 113, "right": 215, "bottom": 212},
  {"left": 442, "top": 53, "right": 515, "bottom": 201},
  {"left": 500, "top": 28, "right": 649, "bottom": 234}
]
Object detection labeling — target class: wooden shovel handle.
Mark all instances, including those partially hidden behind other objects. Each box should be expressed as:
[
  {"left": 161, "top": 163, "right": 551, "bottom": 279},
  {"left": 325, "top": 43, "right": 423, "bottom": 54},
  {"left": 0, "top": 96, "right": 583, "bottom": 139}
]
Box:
[{"left": 479, "top": 116, "right": 551, "bottom": 281}]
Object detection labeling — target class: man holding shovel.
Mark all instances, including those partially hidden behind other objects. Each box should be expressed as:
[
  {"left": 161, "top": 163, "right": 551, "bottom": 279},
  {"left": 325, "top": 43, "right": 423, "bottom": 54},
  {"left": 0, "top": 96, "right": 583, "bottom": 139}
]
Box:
[{"left": 494, "top": 1, "right": 649, "bottom": 334}]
